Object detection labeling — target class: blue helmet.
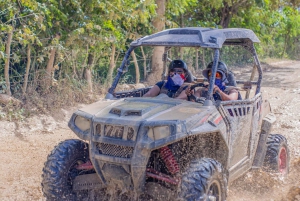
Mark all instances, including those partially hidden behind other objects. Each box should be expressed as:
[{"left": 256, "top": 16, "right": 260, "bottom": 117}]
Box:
[
  {"left": 202, "top": 61, "right": 229, "bottom": 83},
  {"left": 169, "top": 59, "right": 188, "bottom": 72}
]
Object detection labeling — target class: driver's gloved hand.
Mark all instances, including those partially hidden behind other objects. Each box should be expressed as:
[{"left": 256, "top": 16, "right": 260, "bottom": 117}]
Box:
[{"left": 185, "top": 87, "right": 193, "bottom": 96}]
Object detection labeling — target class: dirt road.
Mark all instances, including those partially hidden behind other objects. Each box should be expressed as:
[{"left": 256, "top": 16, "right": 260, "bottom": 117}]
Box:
[
  {"left": 0, "top": 60, "right": 299, "bottom": 201},
  {"left": 227, "top": 60, "right": 300, "bottom": 201}
]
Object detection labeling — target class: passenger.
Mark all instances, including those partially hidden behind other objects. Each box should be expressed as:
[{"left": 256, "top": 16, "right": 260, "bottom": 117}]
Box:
[
  {"left": 177, "top": 61, "right": 238, "bottom": 101},
  {"left": 143, "top": 59, "right": 190, "bottom": 98}
]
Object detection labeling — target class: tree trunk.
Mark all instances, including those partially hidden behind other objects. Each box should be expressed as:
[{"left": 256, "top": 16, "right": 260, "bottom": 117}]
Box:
[
  {"left": 85, "top": 53, "right": 94, "bottom": 92},
  {"left": 282, "top": 30, "right": 290, "bottom": 58},
  {"left": 4, "top": 29, "right": 13, "bottom": 96},
  {"left": 32, "top": 54, "right": 37, "bottom": 88},
  {"left": 219, "top": 0, "right": 249, "bottom": 28},
  {"left": 22, "top": 45, "right": 31, "bottom": 96},
  {"left": 106, "top": 43, "right": 116, "bottom": 85},
  {"left": 180, "top": 13, "right": 184, "bottom": 59},
  {"left": 219, "top": 3, "right": 232, "bottom": 28},
  {"left": 71, "top": 50, "right": 78, "bottom": 79},
  {"left": 140, "top": 46, "right": 147, "bottom": 80},
  {"left": 195, "top": 48, "right": 199, "bottom": 70},
  {"left": 148, "top": 0, "right": 165, "bottom": 83},
  {"left": 46, "top": 33, "right": 61, "bottom": 84},
  {"left": 131, "top": 50, "right": 140, "bottom": 84},
  {"left": 82, "top": 45, "right": 89, "bottom": 79},
  {"left": 201, "top": 49, "right": 206, "bottom": 69}
]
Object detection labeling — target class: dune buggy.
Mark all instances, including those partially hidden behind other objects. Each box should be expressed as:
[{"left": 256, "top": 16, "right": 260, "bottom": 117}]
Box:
[{"left": 41, "top": 27, "right": 289, "bottom": 201}]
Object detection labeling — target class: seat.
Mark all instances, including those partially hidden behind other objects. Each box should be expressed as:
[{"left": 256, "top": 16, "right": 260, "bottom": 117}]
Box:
[
  {"left": 185, "top": 70, "right": 195, "bottom": 83},
  {"left": 227, "top": 70, "right": 242, "bottom": 100}
]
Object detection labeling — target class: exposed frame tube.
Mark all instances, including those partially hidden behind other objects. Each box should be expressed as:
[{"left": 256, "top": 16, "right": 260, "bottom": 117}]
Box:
[
  {"left": 207, "top": 49, "right": 220, "bottom": 100},
  {"left": 105, "top": 46, "right": 135, "bottom": 99}
]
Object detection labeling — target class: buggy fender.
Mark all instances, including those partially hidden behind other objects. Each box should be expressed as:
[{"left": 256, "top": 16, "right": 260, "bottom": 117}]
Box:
[
  {"left": 252, "top": 113, "right": 276, "bottom": 167},
  {"left": 138, "top": 118, "right": 228, "bottom": 151},
  {"left": 68, "top": 111, "right": 93, "bottom": 141},
  {"left": 131, "top": 122, "right": 228, "bottom": 193}
]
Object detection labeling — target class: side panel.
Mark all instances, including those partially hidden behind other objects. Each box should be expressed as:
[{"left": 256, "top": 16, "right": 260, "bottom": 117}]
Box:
[
  {"left": 220, "top": 95, "right": 263, "bottom": 182},
  {"left": 252, "top": 113, "right": 276, "bottom": 167},
  {"left": 222, "top": 104, "right": 253, "bottom": 167},
  {"left": 249, "top": 95, "right": 262, "bottom": 163}
]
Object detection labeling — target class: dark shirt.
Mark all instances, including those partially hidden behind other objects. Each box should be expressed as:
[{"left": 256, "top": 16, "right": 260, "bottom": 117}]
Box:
[
  {"left": 156, "top": 80, "right": 188, "bottom": 98},
  {"left": 155, "top": 81, "right": 165, "bottom": 89}
]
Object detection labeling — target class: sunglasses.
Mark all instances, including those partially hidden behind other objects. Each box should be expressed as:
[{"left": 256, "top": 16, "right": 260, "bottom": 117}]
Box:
[
  {"left": 174, "top": 69, "right": 184, "bottom": 74},
  {"left": 208, "top": 71, "right": 222, "bottom": 79},
  {"left": 171, "top": 68, "right": 185, "bottom": 74}
]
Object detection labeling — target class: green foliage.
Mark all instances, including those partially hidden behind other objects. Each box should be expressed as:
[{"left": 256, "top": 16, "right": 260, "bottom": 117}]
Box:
[
  {"left": 0, "top": 0, "right": 300, "bottom": 110},
  {"left": 229, "top": 1, "right": 300, "bottom": 59}
]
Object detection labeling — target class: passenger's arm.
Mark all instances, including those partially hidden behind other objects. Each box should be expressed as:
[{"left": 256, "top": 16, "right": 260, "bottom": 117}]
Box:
[
  {"left": 143, "top": 85, "right": 161, "bottom": 97},
  {"left": 214, "top": 86, "right": 238, "bottom": 101}
]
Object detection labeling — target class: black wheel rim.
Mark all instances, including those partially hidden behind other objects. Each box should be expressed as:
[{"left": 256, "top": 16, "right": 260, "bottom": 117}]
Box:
[
  {"left": 67, "top": 158, "right": 85, "bottom": 188},
  {"left": 207, "top": 180, "right": 221, "bottom": 201}
]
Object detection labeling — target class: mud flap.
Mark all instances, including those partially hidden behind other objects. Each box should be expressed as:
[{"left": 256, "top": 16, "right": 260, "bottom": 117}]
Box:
[
  {"left": 73, "top": 173, "right": 104, "bottom": 191},
  {"left": 252, "top": 113, "right": 276, "bottom": 167}
]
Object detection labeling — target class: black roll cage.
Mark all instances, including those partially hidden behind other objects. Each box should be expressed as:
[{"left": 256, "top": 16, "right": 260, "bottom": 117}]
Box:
[{"left": 105, "top": 28, "right": 262, "bottom": 102}]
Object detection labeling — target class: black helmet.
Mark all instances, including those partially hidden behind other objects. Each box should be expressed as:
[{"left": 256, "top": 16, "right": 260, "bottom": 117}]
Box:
[
  {"left": 169, "top": 59, "right": 188, "bottom": 72},
  {"left": 202, "top": 61, "right": 229, "bottom": 83}
]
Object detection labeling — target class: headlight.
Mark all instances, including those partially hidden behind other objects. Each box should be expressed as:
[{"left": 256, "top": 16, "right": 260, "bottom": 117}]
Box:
[
  {"left": 147, "top": 126, "right": 170, "bottom": 140},
  {"left": 74, "top": 116, "right": 90, "bottom": 132}
]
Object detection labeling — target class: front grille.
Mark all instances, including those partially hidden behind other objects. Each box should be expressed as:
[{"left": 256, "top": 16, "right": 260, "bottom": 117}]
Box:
[
  {"left": 104, "top": 125, "right": 124, "bottom": 139},
  {"left": 94, "top": 123, "right": 136, "bottom": 141},
  {"left": 127, "top": 127, "right": 134, "bottom": 140},
  {"left": 96, "top": 143, "right": 134, "bottom": 158},
  {"left": 95, "top": 124, "right": 101, "bottom": 136}
]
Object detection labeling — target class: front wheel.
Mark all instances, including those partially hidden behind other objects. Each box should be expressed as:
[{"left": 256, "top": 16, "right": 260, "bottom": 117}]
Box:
[
  {"left": 42, "top": 139, "right": 91, "bottom": 200},
  {"left": 263, "top": 134, "right": 289, "bottom": 175},
  {"left": 179, "top": 158, "right": 227, "bottom": 201}
]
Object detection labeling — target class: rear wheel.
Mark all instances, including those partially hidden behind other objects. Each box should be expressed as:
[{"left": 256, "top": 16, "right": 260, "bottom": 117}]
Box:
[
  {"left": 263, "top": 134, "right": 289, "bottom": 175},
  {"left": 179, "top": 158, "right": 227, "bottom": 201},
  {"left": 42, "top": 139, "right": 91, "bottom": 200}
]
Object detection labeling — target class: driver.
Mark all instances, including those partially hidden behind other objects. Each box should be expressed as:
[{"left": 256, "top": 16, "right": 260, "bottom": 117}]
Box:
[
  {"left": 143, "top": 59, "right": 190, "bottom": 98},
  {"left": 177, "top": 61, "right": 238, "bottom": 101}
]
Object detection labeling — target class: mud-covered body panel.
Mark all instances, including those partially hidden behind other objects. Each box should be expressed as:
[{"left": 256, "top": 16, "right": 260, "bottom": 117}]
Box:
[
  {"left": 68, "top": 91, "right": 273, "bottom": 192},
  {"left": 71, "top": 97, "right": 225, "bottom": 141},
  {"left": 68, "top": 96, "right": 229, "bottom": 191},
  {"left": 68, "top": 90, "right": 273, "bottom": 186}
]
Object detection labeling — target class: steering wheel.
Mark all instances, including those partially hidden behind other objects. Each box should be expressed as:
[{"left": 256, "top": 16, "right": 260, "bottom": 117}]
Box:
[{"left": 187, "top": 83, "right": 207, "bottom": 103}]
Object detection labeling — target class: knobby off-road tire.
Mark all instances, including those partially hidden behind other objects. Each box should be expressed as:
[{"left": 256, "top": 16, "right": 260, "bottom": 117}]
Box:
[
  {"left": 179, "top": 158, "right": 227, "bottom": 201},
  {"left": 263, "top": 134, "right": 289, "bottom": 175},
  {"left": 42, "top": 139, "right": 90, "bottom": 201}
]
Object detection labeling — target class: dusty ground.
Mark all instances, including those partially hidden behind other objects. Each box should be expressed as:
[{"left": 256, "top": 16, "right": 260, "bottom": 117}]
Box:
[
  {"left": 227, "top": 60, "right": 300, "bottom": 201},
  {"left": 0, "top": 60, "right": 300, "bottom": 201}
]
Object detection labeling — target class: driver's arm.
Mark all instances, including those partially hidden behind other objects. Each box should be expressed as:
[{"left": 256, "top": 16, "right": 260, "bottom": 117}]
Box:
[
  {"left": 176, "top": 87, "right": 202, "bottom": 100},
  {"left": 143, "top": 85, "right": 161, "bottom": 97},
  {"left": 176, "top": 89, "right": 188, "bottom": 100}
]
